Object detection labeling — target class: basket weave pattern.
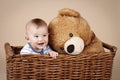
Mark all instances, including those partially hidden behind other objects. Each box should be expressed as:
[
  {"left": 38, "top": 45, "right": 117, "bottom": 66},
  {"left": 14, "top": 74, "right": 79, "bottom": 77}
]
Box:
[{"left": 5, "top": 42, "right": 117, "bottom": 80}]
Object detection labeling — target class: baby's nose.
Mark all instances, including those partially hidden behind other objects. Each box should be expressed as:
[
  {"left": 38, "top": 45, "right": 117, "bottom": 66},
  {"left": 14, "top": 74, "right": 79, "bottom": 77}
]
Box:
[{"left": 38, "top": 37, "right": 43, "bottom": 41}]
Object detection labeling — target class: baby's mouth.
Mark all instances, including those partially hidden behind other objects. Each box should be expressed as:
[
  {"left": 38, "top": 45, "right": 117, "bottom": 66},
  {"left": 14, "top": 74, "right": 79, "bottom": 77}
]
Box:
[{"left": 38, "top": 42, "right": 44, "bottom": 46}]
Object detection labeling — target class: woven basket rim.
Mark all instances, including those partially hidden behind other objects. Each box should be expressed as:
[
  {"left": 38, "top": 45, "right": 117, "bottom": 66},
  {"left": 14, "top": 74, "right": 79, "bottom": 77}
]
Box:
[{"left": 4, "top": 42, "right": 117, "bottom": 59}]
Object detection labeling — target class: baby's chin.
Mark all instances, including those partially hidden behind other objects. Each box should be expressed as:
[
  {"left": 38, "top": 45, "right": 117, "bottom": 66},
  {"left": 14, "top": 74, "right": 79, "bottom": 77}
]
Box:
[
  {"left": 34, "top": 47, "right": 43, "bottom": 52},
  {"left": 36, "top": 45, "right": 46, "bottom": 50}
]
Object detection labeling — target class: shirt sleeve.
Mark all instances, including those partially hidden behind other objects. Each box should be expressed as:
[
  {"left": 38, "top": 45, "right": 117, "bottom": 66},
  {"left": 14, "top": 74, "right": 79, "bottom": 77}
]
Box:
[
  {"left": 20, "top": 43, "right": 37, "bottom": 54},
  {"left": 43, "top": 45, "right": 53, "bottom": 54}
]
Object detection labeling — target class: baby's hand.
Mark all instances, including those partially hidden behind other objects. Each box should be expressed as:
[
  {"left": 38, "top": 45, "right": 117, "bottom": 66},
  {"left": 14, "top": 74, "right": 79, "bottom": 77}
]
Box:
[{"left": 48, "top": 51, "right": 58, "bottom": 59}]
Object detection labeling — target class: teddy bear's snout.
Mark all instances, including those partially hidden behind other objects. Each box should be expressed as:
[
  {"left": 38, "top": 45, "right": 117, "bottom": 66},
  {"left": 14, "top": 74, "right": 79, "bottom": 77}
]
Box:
[{"left": 64, "top": 37, "right": 84, "bottom": 55}]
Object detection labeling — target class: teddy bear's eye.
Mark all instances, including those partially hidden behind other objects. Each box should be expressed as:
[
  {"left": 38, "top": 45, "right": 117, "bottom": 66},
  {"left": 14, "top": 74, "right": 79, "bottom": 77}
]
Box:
[
  {"left": 69, "top": 33, "right": 73, "bottom": 37},
  {"left": 60, "top": 47, "right": 64, "bottom": 50}
]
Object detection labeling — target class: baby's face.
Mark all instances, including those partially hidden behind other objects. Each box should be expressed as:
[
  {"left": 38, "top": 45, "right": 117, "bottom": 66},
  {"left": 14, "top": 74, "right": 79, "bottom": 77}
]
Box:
[{"left": 26, "top": 24, "right": 49, "bottom": 51}]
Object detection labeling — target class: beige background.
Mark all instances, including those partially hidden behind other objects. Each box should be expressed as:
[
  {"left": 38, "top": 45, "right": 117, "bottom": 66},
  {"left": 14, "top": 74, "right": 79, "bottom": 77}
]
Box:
[{"left": 0, "top": 0, "right": 120, "bottom": 80}]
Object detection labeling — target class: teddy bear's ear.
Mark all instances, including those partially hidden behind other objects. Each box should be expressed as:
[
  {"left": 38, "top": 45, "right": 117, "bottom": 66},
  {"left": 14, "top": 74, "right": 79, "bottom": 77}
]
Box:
[{"left": 58, "top": 8, "right": 80, "bottom": 18}]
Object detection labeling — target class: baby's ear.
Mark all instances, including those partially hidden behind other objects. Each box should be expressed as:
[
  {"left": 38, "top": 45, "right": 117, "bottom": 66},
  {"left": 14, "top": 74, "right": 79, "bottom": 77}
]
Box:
[{"left": 25, "top": 35, "right": 29, "bottom": 41}]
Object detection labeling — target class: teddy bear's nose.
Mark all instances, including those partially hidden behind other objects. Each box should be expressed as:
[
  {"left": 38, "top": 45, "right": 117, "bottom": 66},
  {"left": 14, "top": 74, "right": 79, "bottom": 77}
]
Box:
[{"left": 67, "top": 44, "right": 74, "bottom": 53}]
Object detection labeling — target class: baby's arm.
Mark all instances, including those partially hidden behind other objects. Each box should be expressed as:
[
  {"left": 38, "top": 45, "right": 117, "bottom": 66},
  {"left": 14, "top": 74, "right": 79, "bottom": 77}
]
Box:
[
  {"left": 48, "top": 51, "right": 58, "bottom": 59},
  {"left": 45, "top": 45, "right": 58, "bottom": 58}
]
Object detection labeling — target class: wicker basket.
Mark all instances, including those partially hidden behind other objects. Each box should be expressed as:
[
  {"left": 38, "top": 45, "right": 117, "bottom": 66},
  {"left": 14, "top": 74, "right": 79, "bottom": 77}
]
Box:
[{"left": 5, "top": 42, "right": 117, "bottom": 80}]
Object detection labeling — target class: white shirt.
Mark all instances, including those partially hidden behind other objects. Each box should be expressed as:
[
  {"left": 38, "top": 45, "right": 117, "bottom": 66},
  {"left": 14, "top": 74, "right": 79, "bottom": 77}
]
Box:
[{"left": 20, "top": 43, "right": 52, "bottom": 54}]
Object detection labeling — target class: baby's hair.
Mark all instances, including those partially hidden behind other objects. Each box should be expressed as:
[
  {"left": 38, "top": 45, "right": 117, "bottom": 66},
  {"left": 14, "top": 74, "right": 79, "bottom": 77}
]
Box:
[
  {"left": 26, "top": 18, "right": 47, "bottom": 34},
  {"left": 31, "top": 18, "right": 47, "bottom": 26}
]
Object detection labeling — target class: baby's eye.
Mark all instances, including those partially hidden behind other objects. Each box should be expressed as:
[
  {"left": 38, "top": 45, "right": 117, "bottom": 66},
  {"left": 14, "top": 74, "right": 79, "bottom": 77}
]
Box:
[
  {"left": 34, "top": 35, "right": 39, "bottom": 38},
  {"left": 43, "top": 34, "right": 47, "bottom": 37}
]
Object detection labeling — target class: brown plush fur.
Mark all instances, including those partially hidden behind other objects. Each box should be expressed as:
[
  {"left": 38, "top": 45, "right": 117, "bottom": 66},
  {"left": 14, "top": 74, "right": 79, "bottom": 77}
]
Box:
[{"left": 48, "top": 8, "right": 104, "bottom": 54}]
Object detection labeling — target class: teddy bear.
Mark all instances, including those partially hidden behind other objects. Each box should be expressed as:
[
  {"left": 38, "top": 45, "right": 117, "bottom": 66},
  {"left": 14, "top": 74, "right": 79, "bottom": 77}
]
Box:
[{"left": 48, "top": 8, "right": 105, "bottom": 55}]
